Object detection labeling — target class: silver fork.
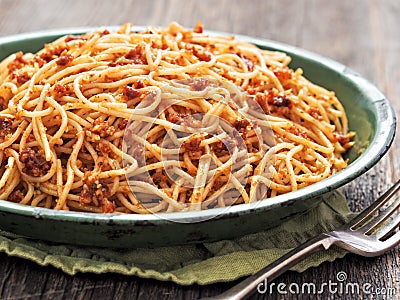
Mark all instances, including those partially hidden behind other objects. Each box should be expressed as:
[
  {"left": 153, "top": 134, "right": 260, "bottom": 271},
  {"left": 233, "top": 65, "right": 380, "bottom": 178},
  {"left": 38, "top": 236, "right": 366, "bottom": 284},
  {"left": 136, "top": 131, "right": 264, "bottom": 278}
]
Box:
[{"left": 206, "top": 179, "right": 400, "bottom": 300}]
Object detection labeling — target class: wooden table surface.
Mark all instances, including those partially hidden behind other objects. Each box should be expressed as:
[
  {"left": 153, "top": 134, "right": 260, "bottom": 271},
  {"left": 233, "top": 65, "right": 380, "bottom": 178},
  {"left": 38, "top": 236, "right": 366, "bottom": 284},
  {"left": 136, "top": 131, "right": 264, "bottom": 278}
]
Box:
[{"left": 0, "top": 0, "right": 399, "bottom": 299}]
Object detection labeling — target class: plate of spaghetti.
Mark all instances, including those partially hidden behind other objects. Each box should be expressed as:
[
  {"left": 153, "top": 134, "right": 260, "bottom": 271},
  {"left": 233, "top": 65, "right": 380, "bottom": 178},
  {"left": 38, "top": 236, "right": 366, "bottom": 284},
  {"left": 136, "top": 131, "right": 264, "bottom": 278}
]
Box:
[{"left": 0, "top": 23, "right": 396, "bottom": 247}]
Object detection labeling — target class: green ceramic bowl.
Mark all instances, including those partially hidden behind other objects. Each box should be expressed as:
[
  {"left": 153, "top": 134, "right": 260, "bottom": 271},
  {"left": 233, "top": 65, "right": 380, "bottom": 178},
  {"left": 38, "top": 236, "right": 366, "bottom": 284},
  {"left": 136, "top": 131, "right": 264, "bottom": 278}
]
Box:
[{"left": 0, "top": 28, "right": 396, "bottom": 247}]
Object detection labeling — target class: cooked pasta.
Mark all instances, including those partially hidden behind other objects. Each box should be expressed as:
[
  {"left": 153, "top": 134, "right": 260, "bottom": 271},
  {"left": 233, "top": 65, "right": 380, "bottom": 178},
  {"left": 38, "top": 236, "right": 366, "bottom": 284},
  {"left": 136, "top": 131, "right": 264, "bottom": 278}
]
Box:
[{"left": 0, "top": 22, "right": 354, "bottom": 213}]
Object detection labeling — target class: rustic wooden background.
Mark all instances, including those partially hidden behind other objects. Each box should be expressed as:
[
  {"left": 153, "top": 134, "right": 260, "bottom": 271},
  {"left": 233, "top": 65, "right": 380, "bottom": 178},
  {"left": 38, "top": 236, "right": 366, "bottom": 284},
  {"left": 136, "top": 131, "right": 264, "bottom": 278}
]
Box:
[{"left": 0, "top": 0, "right": 399, "bottom": 299}]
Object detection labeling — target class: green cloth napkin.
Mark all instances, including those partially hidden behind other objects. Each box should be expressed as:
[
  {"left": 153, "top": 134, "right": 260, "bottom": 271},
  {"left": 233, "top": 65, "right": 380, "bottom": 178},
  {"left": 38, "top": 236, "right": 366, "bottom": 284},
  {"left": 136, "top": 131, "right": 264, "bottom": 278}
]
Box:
[{"left": 0, "top": 190, "right": 355, "bottom": 285}]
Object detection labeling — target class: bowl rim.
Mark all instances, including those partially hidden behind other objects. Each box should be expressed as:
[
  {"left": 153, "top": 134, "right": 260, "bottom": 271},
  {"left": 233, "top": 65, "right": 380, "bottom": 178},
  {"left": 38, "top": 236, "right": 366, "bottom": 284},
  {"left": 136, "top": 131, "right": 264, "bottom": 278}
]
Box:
[{"left": 0, "top": 26, "right": 396, "bottom": 224}]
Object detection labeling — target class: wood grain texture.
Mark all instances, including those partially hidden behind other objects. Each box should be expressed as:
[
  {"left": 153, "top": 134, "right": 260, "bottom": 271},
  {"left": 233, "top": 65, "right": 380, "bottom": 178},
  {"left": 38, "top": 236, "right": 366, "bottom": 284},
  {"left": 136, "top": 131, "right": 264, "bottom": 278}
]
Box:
[{"left": 0, "top": 0, "right": 399, "bottom": 299}]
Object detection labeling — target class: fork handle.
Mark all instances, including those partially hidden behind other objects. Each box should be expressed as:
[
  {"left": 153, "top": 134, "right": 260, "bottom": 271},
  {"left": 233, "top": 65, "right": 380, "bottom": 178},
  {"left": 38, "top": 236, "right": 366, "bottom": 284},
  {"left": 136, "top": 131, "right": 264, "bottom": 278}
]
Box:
[{"left": 204, "top": 234, "right": 336, "bottom": 300}]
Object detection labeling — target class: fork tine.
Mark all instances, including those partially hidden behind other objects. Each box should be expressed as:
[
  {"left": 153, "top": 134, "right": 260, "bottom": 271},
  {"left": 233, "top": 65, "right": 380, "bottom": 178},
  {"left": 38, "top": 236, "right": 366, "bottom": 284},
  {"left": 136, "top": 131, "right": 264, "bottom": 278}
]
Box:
[
  {"left": 349, "top": 179, "right": 400, "bottom": 229},
  {"left": 377, "top": 213, "right": 400, "bottom": 241},
  {"left": 381, "top": 229, "right": 400, "bottom": 252},
  {"left": 362, "top": 196, "right": 400, "bottom": 235}
]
